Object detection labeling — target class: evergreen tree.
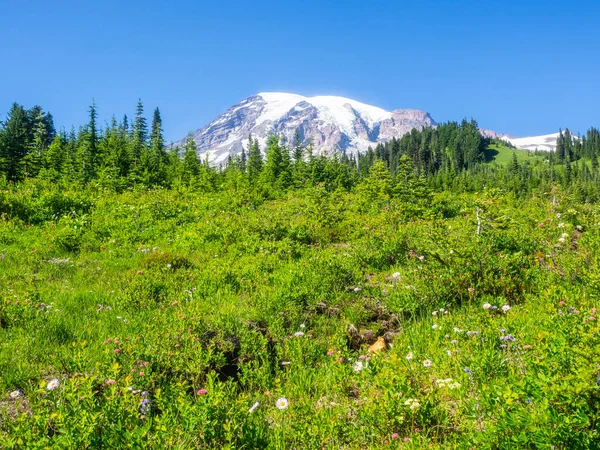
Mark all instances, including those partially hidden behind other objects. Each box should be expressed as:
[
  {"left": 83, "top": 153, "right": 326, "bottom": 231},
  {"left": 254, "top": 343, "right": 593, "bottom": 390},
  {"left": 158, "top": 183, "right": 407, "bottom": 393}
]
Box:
[
  {"left": 247, "top": 135, "right": 263, "bottom": 185},
  {"left": 181, "top": 134, "right": 200, "bottom": 183},
  {"left": 0, "top": 103, "right": 30, "bottom": 181},
  {"left": 132, "top": 99, "right": 148, "bottom": 167}
]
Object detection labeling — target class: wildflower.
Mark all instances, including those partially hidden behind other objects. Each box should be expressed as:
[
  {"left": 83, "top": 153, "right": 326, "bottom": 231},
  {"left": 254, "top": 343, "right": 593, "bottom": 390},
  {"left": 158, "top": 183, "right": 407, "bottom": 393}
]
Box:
[
  {"left": 482, "top": 303, "right": 491, "bottom": 310},
  {"left": 526, "top": 398, "right": 532, "bottom": 404},
  {"left": 140, "top": 398, "right": 151, "bottom": 415},
  {"left": 432, "top": 324, "right": 439, "bottom": 330},
  {"left": 446, "top": 349, "right": 452, "bottom": 357},
  {"left": 353, "top": 287, "right": 362, "bottom": 292},
  {"left": 391, "top": 433, "right": 399, "bottom": 439},
  {"left": 359, "top": 354, "right": 367, "bottom": 360},
  {"left": 9, "top": 390, "right": 21, "bottom": 399},
  {"left": 327, "top": 350, "right": 334, "bottom": 356},
  {"left": 106, "top": 379, "right": 116, "bottom": 385},
  {"left": 406, "top": 352, "right": 413, "bottom": 361},
  {"left": 451, "top": 340, "right": 458, "bottom": 345},
  {"left": 299, "top": 323, "right": 306, "bottom": 329},
  {"left": 463, "top": 368, "right": 473, "bottom": 375},
  {"left": 197, "top": 389, "right": 208, "bottom": 395},
  {"left": 392, "top": 272, "right": 401, "bottom": 279},
  {"left": 404, "top": 437, "right": 410, "bottom": 442},
  {"left": 418, "top": 255, "right": 425, "bottom": 261},
  {"left": 423, "top": 359, "right": 432, "bottom": 368},
  {"left": 404, "top": 398, "right": 421, "bottom": 410},
  {"left": 114, "top": 349, "right": 121, "bottom": 354},
  {"left": 468, "top": 287, "right": 475, "bottom": 293},
  {"left": 558, "top": 222, "right": 565, "bottom": 228},
  {"left": 501, "top": 305, "right": 511, "bottom": 313},
  {"left": 353, "top": 360, "right": 367, "bottom": 372},
  {"left": 47, "top": 379, "right": 60, "bottom": 391},
  {"left": 141, "top": 391, "right": 149, "bottom": 397},
  {"left": 337, "top": 357, "right": 344, "bottom": 363},
  {"left": 276, "top": 397, "right": 289, "bottom": 410},
  {"left": 500, "top": 334, "right": 516, "bottom": 342},
  {"left": 75, "top": 372, "right": 83, "bottom": 377},
  {"left": 558, "top": 237, "right": 565, "bottom": 243},
  {"left": 432, "top": 311, "right": 438, "bottom": 316},
  {"left": 294, "top": 331, "right": 305, "bottom": 337},
  {"left": 453, "top": 327, "right": 462, "bottom": 333},
  {"left": 249, "top": 401, "right": 259, "bottom": 413},
  {"left": 280, "top": 361, "right": 291, "bottom": 366}
]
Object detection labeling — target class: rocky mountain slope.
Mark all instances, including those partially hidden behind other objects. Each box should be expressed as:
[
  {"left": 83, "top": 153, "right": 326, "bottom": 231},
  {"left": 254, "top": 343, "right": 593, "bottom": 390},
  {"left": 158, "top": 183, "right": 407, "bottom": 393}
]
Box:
[
  {"left": 174, "top": 92, "right": 567, "bottom": 163},
  {"left": 174, "top": 93, "right": 436, "bottom": 164}
]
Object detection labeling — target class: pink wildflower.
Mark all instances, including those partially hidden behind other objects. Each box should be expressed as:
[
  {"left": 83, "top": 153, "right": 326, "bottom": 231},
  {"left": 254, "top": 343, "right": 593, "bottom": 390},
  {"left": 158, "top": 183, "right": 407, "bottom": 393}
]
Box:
[
  {"left": 106, "top": 379, "right": 116, "bottom": 385},
  {"left": 197, "top": 389, "right": 208, "bottom": 395}
]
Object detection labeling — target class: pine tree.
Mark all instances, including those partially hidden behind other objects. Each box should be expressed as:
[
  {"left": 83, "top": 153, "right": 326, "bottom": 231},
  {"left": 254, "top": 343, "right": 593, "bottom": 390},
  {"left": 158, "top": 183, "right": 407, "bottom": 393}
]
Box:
[
  {"left": 509, "top": 151, "right": 520, "bottom": 173},
  {"left": 0, "top": 103, "right": 30, "bottom": 181},
  {"left": 247, "top": 135, "right": 263, "bottom": 185},
  {"left": 43, "top": 134, "right": 67, "bottom": 180},
  {"left": 148, "top": 107, "right": 167, "bottom": 185},
  {"left": 182, "top": 134, "right": 200, "bottom": 183},
  {"left": 132, "top": 99, "right": 148, "bottom": 168},
  {"left": 357, "top": 159, "right": 392, "bottom": 205}
]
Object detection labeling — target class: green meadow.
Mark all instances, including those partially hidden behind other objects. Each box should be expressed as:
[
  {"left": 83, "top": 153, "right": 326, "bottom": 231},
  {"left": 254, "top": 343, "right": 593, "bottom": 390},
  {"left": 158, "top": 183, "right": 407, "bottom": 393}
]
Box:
[{"left": 1, "top": 180, "right": 599, "bottom": 449}]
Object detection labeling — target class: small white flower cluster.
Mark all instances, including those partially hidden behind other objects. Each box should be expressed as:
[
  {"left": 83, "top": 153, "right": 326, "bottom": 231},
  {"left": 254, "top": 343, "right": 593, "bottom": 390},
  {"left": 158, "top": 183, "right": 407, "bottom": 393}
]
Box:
[
  {"left": 432, "top": 308, "right": 448, "bottom": 316},
  {"left": 482, "top": 303, "right": 511, "bottom": 313},
  {"left": 557, "top": 232, "right": 569, "bottom": 244},
  {"left": 404, "top": 398, "right": 421, "bottom": 410},
  {"left": 353, "top": 360, "right": 368, "bottom": 372},
  {"left": 436, "top": 378, "right": 461, "bottom": 390}
]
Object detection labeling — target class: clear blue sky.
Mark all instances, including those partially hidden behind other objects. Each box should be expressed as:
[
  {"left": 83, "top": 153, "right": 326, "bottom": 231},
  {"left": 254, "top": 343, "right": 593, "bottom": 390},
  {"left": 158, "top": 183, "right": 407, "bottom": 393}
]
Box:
[{"left": 1, "top": 0, "right": 599, "bottom": 140}]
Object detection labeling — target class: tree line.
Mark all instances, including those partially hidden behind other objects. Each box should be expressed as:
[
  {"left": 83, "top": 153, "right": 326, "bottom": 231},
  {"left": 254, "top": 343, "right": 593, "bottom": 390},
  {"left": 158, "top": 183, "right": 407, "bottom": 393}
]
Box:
[{"left": 1, "top": 100, "right": 599, "bottom": 202}]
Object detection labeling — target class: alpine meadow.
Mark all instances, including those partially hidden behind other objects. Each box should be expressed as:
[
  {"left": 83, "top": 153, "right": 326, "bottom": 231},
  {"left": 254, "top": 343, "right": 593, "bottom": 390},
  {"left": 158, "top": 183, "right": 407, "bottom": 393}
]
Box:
[
  {"left": 1, "top": 97, "right": 599, "bottom": 448},
  {"left": 2, "top": 0, "right": 600, "bottom": 448}
]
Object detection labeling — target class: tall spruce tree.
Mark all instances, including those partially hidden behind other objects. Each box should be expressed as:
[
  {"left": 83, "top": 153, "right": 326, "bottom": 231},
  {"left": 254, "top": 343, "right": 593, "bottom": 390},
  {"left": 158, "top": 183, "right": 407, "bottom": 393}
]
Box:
[
  {"left": 0, "top": 103, "right": 30, "bottom": 181},
  {"left": 247, "top": 135, "right": 263, "bottom": 185}
]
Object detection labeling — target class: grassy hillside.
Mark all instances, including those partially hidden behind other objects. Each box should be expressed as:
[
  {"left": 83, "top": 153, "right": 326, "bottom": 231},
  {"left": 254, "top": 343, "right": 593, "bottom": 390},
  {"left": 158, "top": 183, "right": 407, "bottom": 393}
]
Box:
[
  {"left": 483, "top": 143, "right": 547, "bottom": 165},
  {"left": 1, "top": 182, "right": 599, "bottom": 448}
]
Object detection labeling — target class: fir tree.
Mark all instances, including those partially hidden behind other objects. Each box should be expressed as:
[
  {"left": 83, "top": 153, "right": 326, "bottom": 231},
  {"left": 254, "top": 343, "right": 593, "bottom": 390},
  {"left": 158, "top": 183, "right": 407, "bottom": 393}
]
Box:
[
  {"left": 247, "top": 135, "right": 263, "bottom": 185},
  {"left": 0, "top": 103, "right": 30, "bottom": 181}
]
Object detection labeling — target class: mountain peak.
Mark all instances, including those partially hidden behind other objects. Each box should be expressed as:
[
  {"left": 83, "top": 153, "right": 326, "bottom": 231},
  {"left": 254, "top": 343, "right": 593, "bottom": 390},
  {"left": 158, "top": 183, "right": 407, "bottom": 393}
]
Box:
[{"left": 176, "top": 93, "right": 436, "bottom": 164}]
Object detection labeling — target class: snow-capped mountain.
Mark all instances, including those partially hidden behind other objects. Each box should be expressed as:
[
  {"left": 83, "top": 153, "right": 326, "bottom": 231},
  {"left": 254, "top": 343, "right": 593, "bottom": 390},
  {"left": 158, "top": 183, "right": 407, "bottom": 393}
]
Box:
[
  {"left": 174, "top": 93, "right": 436, "bottom": 164},
  {"left": 501, "top": 132, "right": 565, "bottom": 152}
]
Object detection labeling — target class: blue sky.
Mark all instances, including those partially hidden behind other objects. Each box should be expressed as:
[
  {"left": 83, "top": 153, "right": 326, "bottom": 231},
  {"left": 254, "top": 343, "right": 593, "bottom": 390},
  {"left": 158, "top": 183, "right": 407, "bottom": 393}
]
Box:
[{"left": 1, "top": 0, "right": 599, "bottom": 140}]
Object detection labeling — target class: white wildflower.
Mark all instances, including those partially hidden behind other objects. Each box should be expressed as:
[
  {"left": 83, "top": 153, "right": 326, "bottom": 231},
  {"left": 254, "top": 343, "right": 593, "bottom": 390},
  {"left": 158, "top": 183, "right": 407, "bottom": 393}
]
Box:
[
  {"left": 482, "top": 303, "right": 491, "bottom": 310},
  {"left": 47, "top": 379, "right": 60, "bottom": 391},
  {"left": 276, "top": 397, "right": 288, "bottom": 410},
  {"left": 9, "top": 390, "right": 21, "bottom": 399},
  {"left": 502, "top": 305, "right": 511, "bottom": 313}
]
